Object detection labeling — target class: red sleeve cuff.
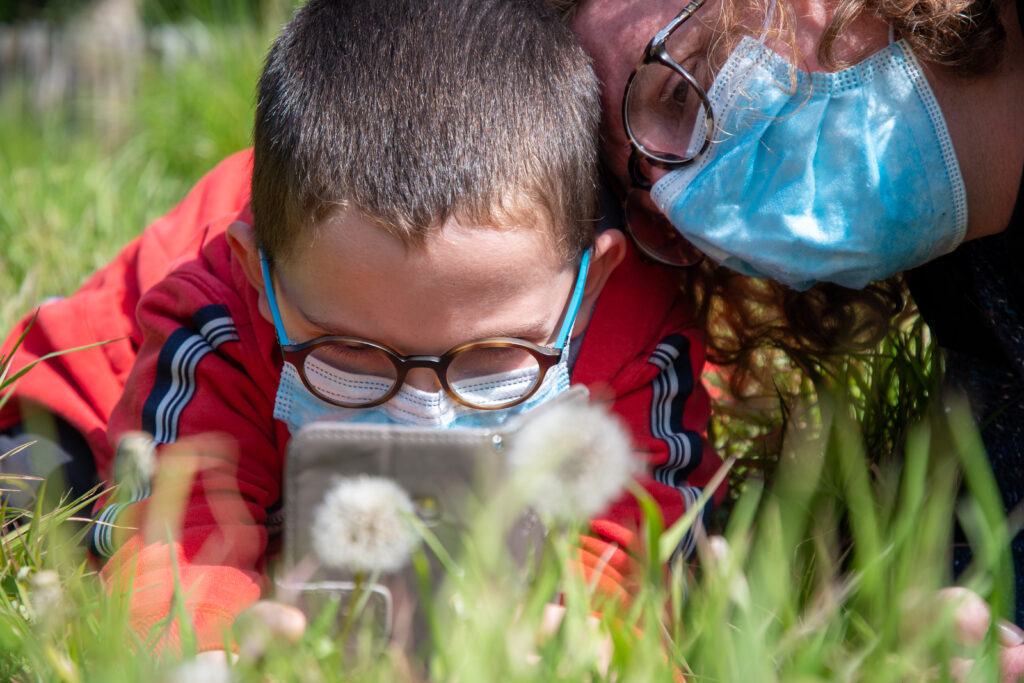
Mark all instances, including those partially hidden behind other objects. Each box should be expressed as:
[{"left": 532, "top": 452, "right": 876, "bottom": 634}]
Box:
[{"left": 102, "top": 536, "right": 263, "bottom": 654}]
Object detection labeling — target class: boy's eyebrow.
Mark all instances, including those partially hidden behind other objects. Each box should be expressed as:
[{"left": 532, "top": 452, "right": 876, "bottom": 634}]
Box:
[
  {"left": 291, "top": 304, "right": 355, "bottom": 338},
  {"left": 472, "top": 320, "right": 555, "bottom": 344}
]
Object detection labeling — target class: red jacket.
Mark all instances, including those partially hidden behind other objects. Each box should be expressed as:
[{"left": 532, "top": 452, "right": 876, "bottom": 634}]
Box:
[{"left": 0, "top": 150, "right": 722, "bottom": 650}]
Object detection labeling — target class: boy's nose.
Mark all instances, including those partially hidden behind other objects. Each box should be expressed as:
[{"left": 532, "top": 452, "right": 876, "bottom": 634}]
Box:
[{"left": 404, "top": 367, "right": 445, "bottom": 393}]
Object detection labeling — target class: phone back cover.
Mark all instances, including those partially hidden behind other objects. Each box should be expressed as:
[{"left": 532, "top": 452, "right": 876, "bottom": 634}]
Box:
[{"left": 275, "top": 385, "right": 589, "bottom": 651}]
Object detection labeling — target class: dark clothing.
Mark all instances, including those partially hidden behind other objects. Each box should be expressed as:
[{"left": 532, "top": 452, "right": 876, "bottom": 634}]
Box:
[
  {"left": 0, "top": 414, "right": 97, "bottom": 512},
  {"left": 905, "top": 77, "right": 1024, "bottom": 624}
]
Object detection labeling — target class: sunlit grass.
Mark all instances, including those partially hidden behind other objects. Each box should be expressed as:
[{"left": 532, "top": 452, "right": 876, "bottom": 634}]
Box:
[
  {"left": 0, "top": 13, "right": 280, "bottom": 332},
  {"left": 1, "top": 357, "right": 1013, "bottom": 680}
]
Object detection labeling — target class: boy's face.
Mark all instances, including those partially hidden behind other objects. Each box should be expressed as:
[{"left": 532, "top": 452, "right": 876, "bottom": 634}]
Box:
[{"left": 234, "top": 210, "right": 623, "bottom": 393}]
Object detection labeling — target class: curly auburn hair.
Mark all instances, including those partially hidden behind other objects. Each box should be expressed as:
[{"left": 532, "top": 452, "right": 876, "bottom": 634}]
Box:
[
  {"left": 817, "top": 0, "right": 1007, "bottom": 74},
  {"left": 555, "top": 0, "right": 1009, "bottom": 74},
  {"left": 678, "top": 261, "right": 908, "bottom": 399}
]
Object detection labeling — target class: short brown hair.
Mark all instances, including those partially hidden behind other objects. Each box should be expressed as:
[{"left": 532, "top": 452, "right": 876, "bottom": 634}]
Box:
[{"left": 252, "top": 0, "right": 600, "bottom": 264}]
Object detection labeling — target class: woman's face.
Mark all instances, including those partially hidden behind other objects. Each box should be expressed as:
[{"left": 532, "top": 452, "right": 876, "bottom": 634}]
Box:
[
  {"left": 571, "top": 0, "right": 717, "bottom": 192},
  {"left": 571, "top": 0, "right": 889, "bottom": 192},
  {"left": 573, "top": 0, "right": 968, "bottom": 291}
]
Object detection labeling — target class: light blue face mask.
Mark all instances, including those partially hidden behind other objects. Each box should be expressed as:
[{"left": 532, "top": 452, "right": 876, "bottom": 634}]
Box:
[
  {"left": 650, "top": 36, "right": 967, "bottom": 291},
  {"left": 269, "top": 251, "right": 591, "bottom": 432}
]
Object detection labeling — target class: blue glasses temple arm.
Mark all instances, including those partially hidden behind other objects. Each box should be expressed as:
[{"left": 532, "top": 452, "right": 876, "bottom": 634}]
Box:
[
  {"left": 258, "top": 249, "right": 294, "bottom": 347},
  {"left": 554, "top": 249, "right": 592, "bottom": 350}
]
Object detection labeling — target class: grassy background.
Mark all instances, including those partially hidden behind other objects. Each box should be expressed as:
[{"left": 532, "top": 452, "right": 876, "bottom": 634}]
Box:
[
  {"left": 0, "top": 1, "right": 291, "bottom": 332},
  {"left": 0, "top": 2, "right": 1017, "bottom": 680}
]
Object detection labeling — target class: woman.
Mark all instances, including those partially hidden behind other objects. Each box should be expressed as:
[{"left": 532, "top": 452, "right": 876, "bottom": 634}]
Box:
[{"left": 562, "top": 0, "right": 1024, "bottom": 665}]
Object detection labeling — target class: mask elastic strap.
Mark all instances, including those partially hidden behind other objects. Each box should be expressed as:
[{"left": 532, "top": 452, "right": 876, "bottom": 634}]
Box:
[
  {"left": 258, "top": 248, "right": 294, "bottom": 346},
  {"left": 887, "top": 22, "right": 895, "bottom": 44},
  {"left": 554, "top": 249, "right": 592, "bottom": 351},
  {"left": 758, "top": 0, "right": 777, "bottom": 42}
]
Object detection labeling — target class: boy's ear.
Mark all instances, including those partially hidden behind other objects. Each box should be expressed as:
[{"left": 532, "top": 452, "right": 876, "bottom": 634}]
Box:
[
  {"left": 226, "top": 220, "right": 273, "bottom": 323},
  {"left": 580, "top": 228, "right": 627, "bottom": 308}
]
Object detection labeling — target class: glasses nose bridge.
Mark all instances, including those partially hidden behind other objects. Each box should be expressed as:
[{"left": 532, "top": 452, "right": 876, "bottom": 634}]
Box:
[
  {"left": 629, "top": 150, "right": 654, "bottom": 190},
  {"left": 395, "top": 355, "right": 449, "bottom": 390}
]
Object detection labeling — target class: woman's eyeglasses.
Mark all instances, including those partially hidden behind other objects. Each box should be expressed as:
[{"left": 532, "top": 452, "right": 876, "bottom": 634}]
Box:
[
  {"left": 622, "top": 0, "right": 715, "bottom": 169},
  {"left": 620, "top": 0, "right": 714, "bottom": 268}
]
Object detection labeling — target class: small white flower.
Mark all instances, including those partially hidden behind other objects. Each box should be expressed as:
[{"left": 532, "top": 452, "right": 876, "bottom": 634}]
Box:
[
  {"left": 311, "top": 476, "right": 419, "bottom": 574},
  {"left": 28, "top": 569, "right": 67, "bottom": 632},
  {"left": 509, "top": 401, "right": 637, "bottom": 521},
  {"left": 162, "top": 654, "right": 233, "bottom": 683}
]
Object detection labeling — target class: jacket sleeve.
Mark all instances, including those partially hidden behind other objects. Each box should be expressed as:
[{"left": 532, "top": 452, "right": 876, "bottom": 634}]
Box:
[
  {"left": 0, "top": 149, "right": 254, "bottom": 469},
  {"left": 570, "top": 248, "right": 724, "bottom": 604},
  {"left": 577, "top": 322, "right": 723, "bottom": 604},
  {"left": 590, "top": 324, "right": 721, "bottom": 553},
  {"left": 96, "top": 242, "right": 284, "bottom": 653}
]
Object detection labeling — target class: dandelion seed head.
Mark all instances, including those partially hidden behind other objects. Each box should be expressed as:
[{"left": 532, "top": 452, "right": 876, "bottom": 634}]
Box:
[
  {"left": 509, "top": 401, "right": 637, "bottom": 521},
  {"left": 113, "top": 431, "right": 156, "bottom": 498},
  {"left": 311, "top": 476, "right": 419, "bottom": 574},
  {"left": 27, "top": 569, "right": 66, "bottom": 631}
]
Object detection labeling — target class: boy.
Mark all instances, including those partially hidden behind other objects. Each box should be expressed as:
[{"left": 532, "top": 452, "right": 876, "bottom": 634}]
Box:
[{"left": 0, "top": 0, "right": 721, "bottom": 650}]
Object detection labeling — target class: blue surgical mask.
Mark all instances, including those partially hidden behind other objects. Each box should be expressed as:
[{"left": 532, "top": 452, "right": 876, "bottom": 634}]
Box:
[{"left": 651, "top": 36, "right": 967, "bottom": 290}]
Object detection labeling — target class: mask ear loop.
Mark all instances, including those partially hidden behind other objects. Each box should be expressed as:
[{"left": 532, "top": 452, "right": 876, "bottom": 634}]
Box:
[{"left": 758, "top": 0, "right": 777, "bottom": 42}]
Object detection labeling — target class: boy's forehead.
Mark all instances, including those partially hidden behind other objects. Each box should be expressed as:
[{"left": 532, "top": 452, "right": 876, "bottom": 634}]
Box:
[
  {"left": 312, "top": 207, "right": 567, "bottom": 268},
  {"left": 276, "top": 206, "right": 577, "bottom": 329},
  {"left": 274, "top": 207, "right": 577, "bottom": 351}
]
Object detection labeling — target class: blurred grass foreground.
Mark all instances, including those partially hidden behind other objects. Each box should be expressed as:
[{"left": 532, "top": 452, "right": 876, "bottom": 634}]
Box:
[{"left": 0, "top": 0, "right": 1019, "bottom": 680}]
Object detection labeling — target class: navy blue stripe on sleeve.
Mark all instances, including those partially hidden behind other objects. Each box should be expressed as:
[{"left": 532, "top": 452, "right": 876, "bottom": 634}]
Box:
[
  {"left": 140, "top": 306, "right": 238, "bottom": 444},
  {"left": 647, "top": 333, "right": 710, "bottom": 560},
  {"left": 648, "top": 333, "right": 703, "bottom": 488}
]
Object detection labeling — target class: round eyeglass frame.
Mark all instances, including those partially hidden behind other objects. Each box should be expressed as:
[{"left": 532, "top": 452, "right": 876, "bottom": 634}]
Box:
[
  {"left": 621, "top": 0, "right": 716, "bottom": 169},
  {"left": 281, "top": 336, "right": 562, "bottom": 411},
  {"left": 258, "top": 247, "right": 592, "bottom": 411},
  {"left": 621, "top": 178, "right": 704, "bottom": 267}
]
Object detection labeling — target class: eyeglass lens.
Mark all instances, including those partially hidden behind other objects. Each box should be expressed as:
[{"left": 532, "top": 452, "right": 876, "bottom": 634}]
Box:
[
  {"left": 625, "top": 26, "right": 712, "bottom": 162},
  {"left": 301, "top": 343, "right": 545, "bottom": 409},
  {"left": 446, "top": 345, "right": 542, "bottom": 407},
  {"left": 302, "top": 343, "right": 398, "bottom": 406},
  {"left": 624, "top": 187, "right": 704, "bottom": 267}
]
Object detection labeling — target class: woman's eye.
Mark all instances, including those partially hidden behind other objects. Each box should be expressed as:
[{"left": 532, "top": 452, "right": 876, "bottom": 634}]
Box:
[
  {"left": 657, "top": 73, "right": 690, "bottom": 112},
  {"left": 671, "top": 80, "right": 690, "bottom": 106}
]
